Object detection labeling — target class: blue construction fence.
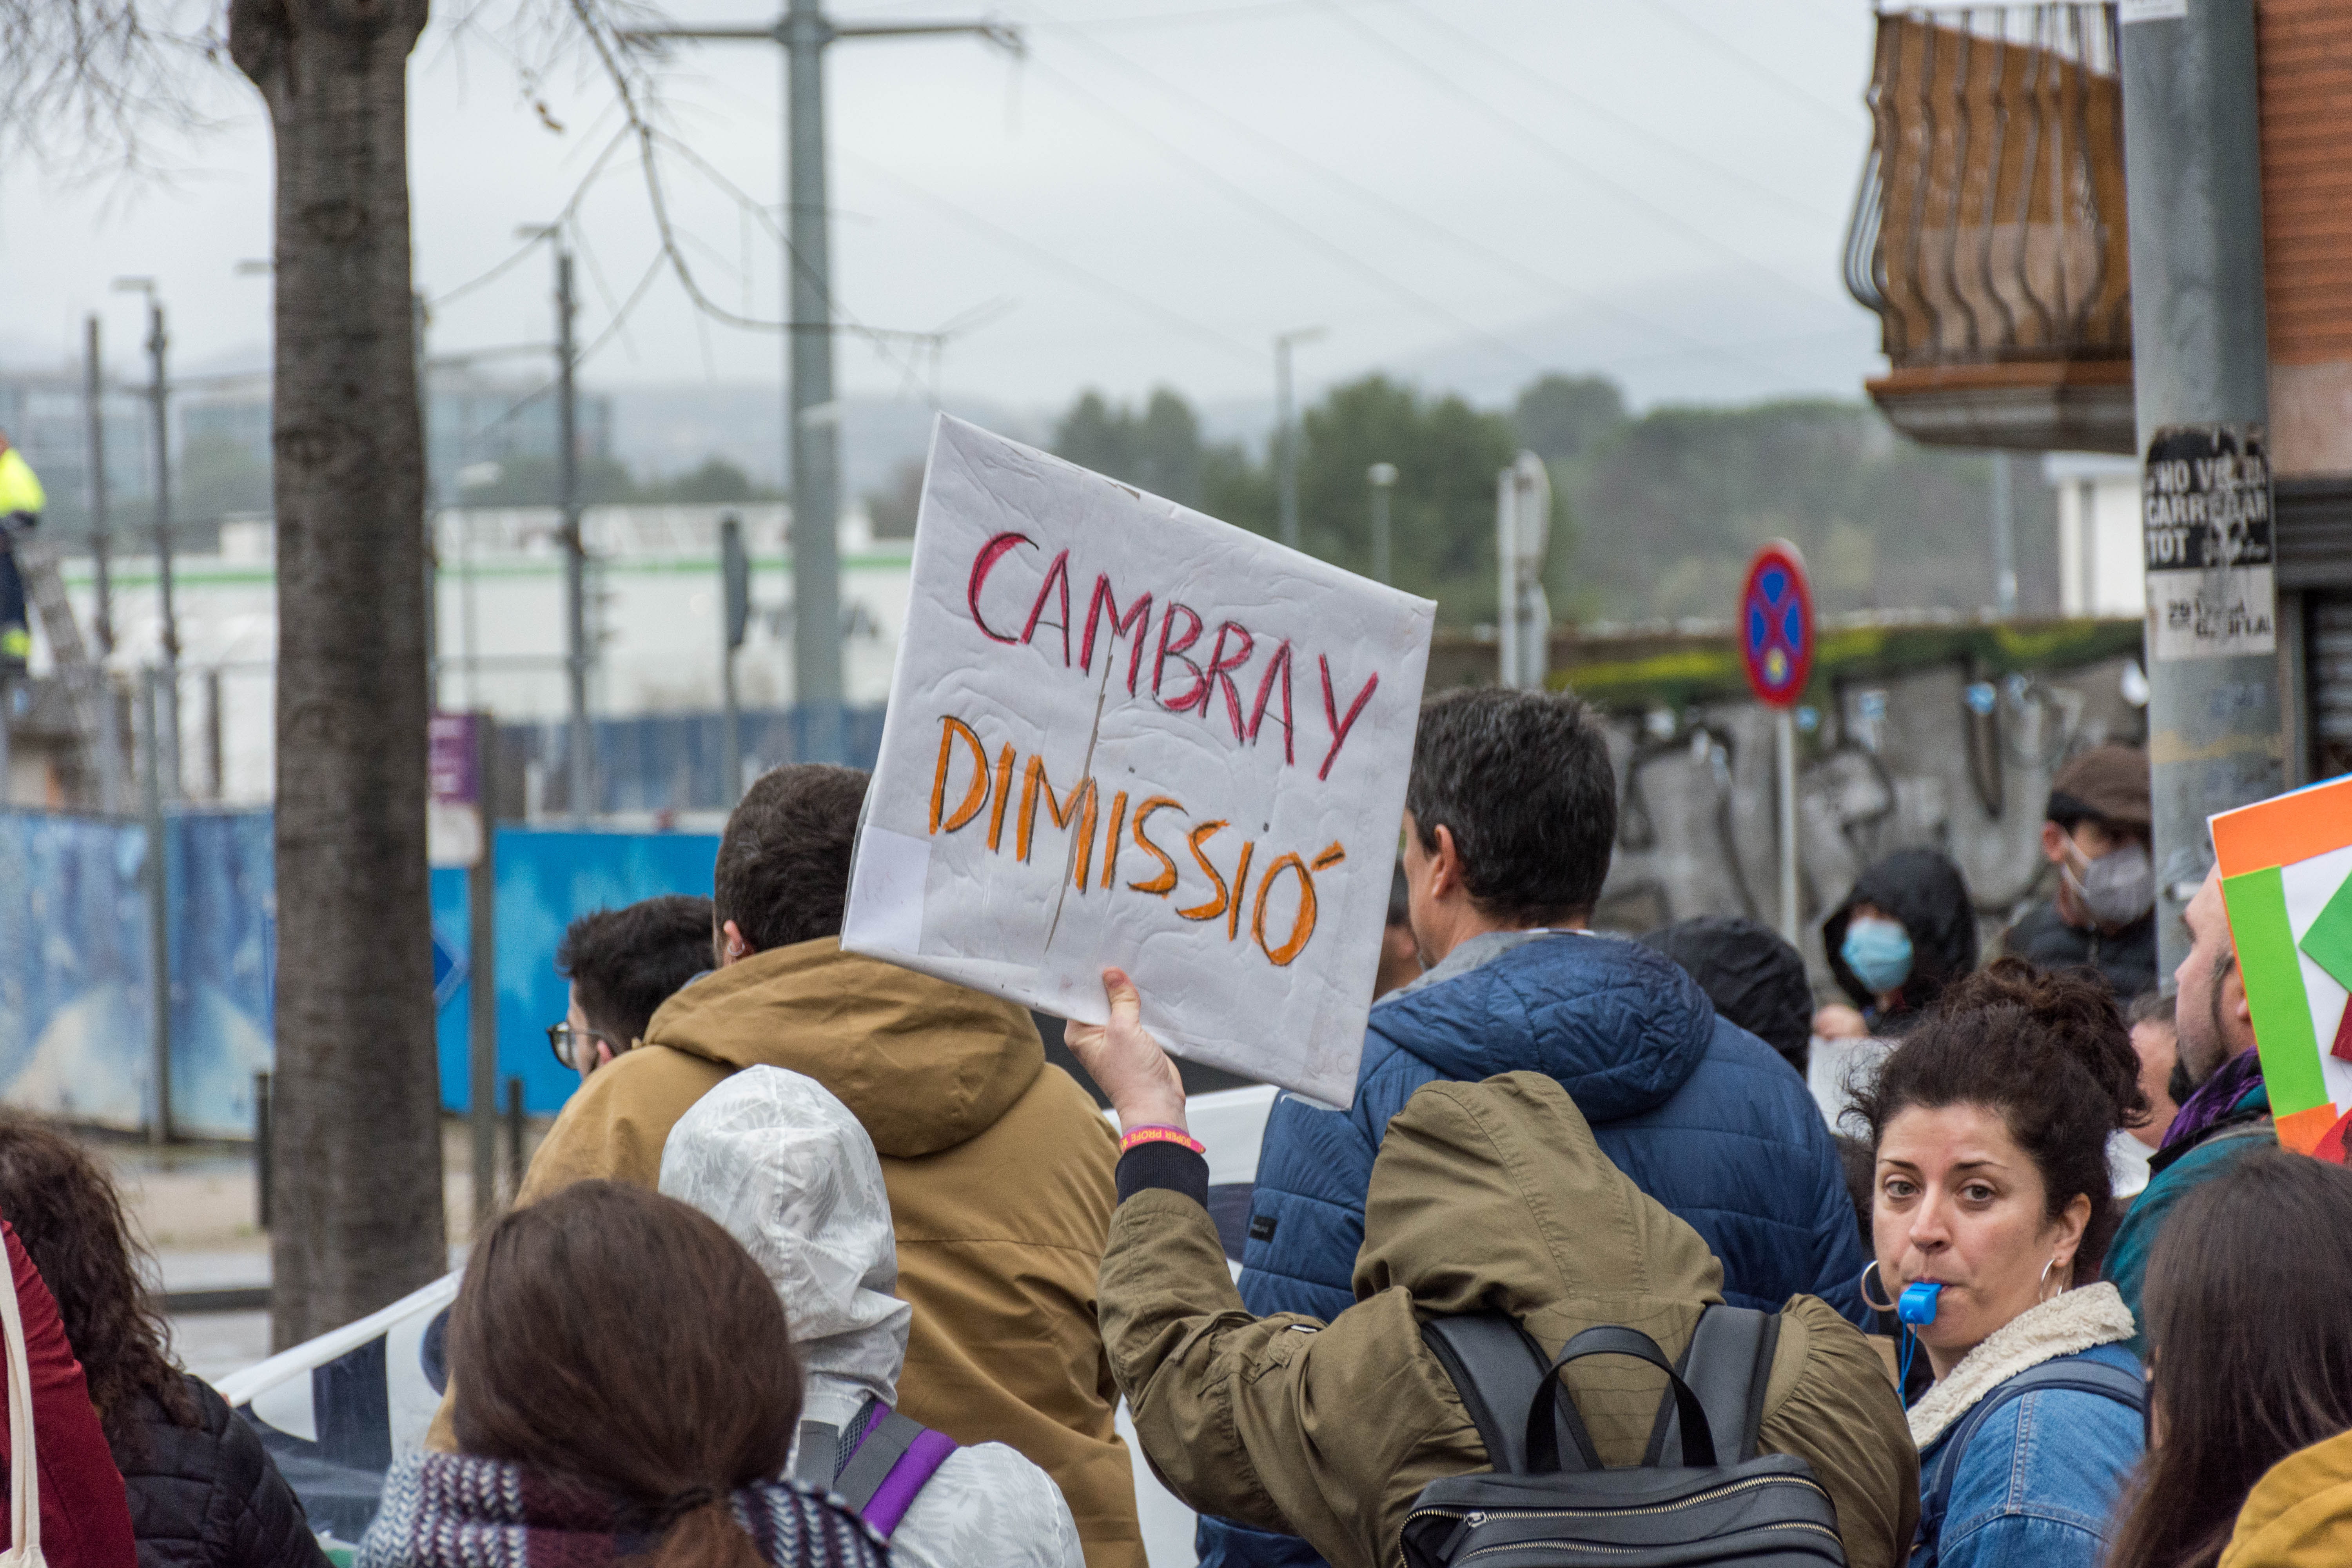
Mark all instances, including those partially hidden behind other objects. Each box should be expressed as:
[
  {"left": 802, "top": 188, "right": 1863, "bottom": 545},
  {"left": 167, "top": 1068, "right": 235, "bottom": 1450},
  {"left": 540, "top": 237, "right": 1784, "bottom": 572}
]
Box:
[
  {"left": 0, "top": 808, "right": 725, "bottom": 1135},
  {"left": 504, "top": 707, "right": 886, "bottom": 815}
]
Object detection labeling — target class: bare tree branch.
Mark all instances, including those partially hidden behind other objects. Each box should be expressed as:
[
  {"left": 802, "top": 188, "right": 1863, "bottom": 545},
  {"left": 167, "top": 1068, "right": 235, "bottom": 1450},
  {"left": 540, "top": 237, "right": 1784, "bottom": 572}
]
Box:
[{"left": 0, "top": 0, "right": 223, "bottom": 173}]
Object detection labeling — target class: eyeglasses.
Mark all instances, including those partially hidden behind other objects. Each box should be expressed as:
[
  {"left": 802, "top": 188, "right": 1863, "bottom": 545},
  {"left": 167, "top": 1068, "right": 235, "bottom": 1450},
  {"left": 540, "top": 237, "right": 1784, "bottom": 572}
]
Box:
[{"left": 547, "top": 1020, "right": 626, "bottom": 1072}]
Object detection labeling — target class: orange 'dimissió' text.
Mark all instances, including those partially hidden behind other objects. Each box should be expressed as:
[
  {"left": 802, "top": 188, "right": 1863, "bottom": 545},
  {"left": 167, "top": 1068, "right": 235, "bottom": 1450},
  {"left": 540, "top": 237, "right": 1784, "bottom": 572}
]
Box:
[{"left": 927, "top": 714, "right": 1345, "bottom": 967}]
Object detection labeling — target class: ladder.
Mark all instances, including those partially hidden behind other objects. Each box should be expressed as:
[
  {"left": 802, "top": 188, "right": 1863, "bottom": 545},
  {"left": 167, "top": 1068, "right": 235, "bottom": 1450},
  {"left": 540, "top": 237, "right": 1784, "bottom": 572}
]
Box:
[{"left": 7, "top": 539, "right": 106, "bottom": 803}]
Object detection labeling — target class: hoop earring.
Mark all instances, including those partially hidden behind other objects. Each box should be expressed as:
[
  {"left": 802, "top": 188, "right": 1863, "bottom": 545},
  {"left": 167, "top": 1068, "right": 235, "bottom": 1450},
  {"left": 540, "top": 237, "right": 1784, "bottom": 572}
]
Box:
[
  {"left": 2039, "top": 1256, "right": 2064, "bottom": 1302},
  {"left": 1861, "top": 1260, "right": 1898, "bottom": 1314}
]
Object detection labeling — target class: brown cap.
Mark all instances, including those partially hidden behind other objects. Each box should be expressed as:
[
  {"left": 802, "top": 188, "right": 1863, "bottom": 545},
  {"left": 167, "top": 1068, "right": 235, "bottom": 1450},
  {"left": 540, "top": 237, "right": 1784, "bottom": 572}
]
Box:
[{"left": 2047, "top": 744, "right": 2151, "bottom": 830}]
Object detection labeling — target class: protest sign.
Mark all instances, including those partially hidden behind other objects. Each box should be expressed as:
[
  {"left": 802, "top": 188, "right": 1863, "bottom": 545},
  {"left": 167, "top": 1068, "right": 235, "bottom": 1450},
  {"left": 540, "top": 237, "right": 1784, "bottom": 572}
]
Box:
[
  {"left": 842, "top": 416, "right": 1436, "bottom": 1107},
  {"left": 2210, "top": 772, "right": 2352, "bottom": 1154}
]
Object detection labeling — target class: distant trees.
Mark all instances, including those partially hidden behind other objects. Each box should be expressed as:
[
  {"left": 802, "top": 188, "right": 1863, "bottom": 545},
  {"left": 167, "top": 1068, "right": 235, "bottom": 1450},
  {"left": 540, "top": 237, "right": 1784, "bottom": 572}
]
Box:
[
  {"left": 454, "top": 454, "right": 771, "bottom": 508},
  {"left": 1051, "top": 376, "right": 1522, "bottom": 626},
  {"left": 1049, "top": 374, "right": 2054, "bottom": 633}
]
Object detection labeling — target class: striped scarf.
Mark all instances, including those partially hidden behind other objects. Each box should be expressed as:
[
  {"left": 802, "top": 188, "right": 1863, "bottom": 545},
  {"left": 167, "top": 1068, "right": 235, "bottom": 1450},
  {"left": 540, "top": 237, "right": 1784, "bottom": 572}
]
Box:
[{"left": 357, "top": 1452, "right": 891, "bottom": 1568}]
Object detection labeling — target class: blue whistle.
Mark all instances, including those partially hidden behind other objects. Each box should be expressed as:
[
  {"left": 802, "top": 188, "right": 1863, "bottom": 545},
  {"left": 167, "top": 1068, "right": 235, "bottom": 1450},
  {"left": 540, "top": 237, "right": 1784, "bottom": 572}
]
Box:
[{"left": 1898, "top": 1283, "right": 1943, "bottom": 1327}]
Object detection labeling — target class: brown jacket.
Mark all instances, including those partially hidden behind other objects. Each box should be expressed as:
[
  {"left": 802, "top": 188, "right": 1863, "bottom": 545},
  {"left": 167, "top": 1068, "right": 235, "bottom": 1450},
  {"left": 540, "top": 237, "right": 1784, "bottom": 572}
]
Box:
[
  {"left": 438, "top": 939, "right": 1141, "bottom": 1568},
  {"left": 1102, "top": 1072, "right": 1917, "bottom": 1568}
]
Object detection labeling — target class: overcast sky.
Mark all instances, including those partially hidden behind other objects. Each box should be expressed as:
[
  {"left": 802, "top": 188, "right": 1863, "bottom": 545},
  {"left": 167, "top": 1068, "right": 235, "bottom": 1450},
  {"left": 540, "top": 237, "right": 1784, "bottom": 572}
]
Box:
[{"left": 0, "top": 0, "right": 1884, "bottom": 421}]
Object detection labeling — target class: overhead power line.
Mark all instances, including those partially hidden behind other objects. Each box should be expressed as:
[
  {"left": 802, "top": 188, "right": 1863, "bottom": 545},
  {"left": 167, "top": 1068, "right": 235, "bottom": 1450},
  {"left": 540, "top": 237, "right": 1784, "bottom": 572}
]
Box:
[
  {"left": 1387, "top": 0, "right": 1846, "bottom": 225},
  {"left": 1017, "top": 51, "right": 1543, "bottom": 371},
  {"left": 1631, "top": 0, "right": 1861, "bottom": 135},
  {"left": 1027, "top": 3, "right": 1797, "bottom": 379},
  {"left": 1310, "top": 0, "right": 1837, "bottom": 306},
  {"left": 840, "top": 149, "right": 1264, "bottom": 363}
]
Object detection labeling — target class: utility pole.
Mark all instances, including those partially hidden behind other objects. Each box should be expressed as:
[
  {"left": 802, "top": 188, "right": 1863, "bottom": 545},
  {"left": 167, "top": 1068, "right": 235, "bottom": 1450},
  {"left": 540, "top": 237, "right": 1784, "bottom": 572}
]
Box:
[
  {"left": 1274, "top": 327, "right": 1324, "bottom": 552},
  {"left": 554, "top": 243, "right": 592, "bottom": 819},
  {"left": 719, "top": 515, "right": 750, "bottom": 808},
  {"left": 113, "top": 278, "right": 178, "bottom": 802},
  {"left": 2119, "top": 0, "right": 2283, "bottom": 976},
  {"left": 84, "top": 314, "right": 123, "bottom": 815},
  {"left": 1988, "top": 450, "right": 2018, "bottom": 617},
  {"left": 1495, "top": 452, "right": 1552, "bottom": 690},
  {"left": 84, "top": 316, "right": 113, "bottom": 659},
  {"left": 621, "top": 5, "right": 1020, "bottom": 766},
  {"left": 1367, "top": 462, "right": 1397, "bottom": 586}
]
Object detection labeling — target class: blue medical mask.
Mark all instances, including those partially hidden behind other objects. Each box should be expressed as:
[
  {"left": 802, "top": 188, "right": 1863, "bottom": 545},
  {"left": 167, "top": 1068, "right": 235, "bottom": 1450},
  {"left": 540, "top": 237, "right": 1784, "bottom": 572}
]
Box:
[{"left": 1842, "top": 917, "right": 1914, "bottom": 996}]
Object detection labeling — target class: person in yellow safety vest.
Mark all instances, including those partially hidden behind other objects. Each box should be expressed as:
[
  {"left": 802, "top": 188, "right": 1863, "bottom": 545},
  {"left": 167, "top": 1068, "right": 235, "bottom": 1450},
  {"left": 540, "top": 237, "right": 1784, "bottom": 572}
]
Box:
[{"left": 0, "top": 428, "right": 46, "bottom": 673}]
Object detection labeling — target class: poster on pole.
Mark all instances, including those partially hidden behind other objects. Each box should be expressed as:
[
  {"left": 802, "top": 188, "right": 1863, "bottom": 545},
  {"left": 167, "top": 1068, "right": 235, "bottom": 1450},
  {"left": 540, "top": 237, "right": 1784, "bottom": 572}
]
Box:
[
  {"left": 2142, "top": 424, "right": 2276, "bottom": 661},
  {"left": 841, "top": 416, "right": 1437, "bottom": 1107}
]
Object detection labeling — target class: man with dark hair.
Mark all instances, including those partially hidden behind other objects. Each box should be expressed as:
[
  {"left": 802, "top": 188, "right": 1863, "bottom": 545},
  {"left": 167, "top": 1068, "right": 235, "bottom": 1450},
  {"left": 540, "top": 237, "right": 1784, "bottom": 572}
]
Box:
[
  {"left": 550, "top": 895, "right": 714, "bottom": 1080},
  {"left": 508, "top": 764, "right": 1143, "bottom": 1568},
  {"left": 2101, "top": 864, "right": 2272, "bottom": 1352},
  {"left": 1206, "top": 687, "right": 1869, "bottom": 1568},
  {"left": 2002, "top": 744, "right": 2158, "bottom": 999}
]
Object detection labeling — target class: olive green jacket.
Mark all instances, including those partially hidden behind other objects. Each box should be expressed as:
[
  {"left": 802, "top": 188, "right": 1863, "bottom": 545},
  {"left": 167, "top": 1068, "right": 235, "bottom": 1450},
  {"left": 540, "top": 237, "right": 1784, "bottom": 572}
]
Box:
[{"left": 1101, "top": 1072, "right": 1918, "bottom": 1568}]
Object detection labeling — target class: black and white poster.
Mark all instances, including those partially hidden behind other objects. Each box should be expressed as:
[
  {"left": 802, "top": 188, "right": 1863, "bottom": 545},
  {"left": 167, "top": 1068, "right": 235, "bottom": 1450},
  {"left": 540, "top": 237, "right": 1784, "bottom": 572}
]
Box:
[{"left": 2142, "top": 423, "right": 2276, "bottom": 661}]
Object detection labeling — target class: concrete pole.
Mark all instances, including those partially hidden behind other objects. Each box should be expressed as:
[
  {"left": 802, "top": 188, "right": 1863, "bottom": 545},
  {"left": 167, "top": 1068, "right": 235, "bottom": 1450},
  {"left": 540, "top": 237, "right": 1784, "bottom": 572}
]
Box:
[
  {"left": 1276, "top": 339, "right": 1298, "bottom": 551},
  {"left": 85, "top": 316, "right": 113, "bottom": 658},
  {"left": 146, "top": 299, "right": 180, "bottom": 804},
  {"left": 1273, "top": 327, "right": 1322, "bottom": 553},
  {"left": 1989, "top": 450, "right": 2018, "bottom": 617},
  {"left": 556, "top": 247, "right": 593, "bottom": 818},
  {"left": 2120, "top": 0, "right": 2283, "bottom": 977},
  {"left": 720, "top": 514, "right": 747, "bottom": 807},
  {"left": 788, "top": 0, "right": 846, "bottom": 766},
  {"left": 85, "top": 315, "right": 123, "bottom": 816},
  {"left": 140, "top": 668, "right": 172, "bottom": 1145},
  {"left": 1368, "top": 462, "right": 1396, "bottom": 585},
  {"left": 467, "top": 712, "right": 498, "bottom": 1232}
]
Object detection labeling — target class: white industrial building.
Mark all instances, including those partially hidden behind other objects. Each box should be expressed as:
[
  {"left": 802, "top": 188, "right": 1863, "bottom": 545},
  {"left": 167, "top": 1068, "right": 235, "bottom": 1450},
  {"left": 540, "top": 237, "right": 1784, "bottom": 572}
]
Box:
[{"left": 30, "top": 503, "right": 911, "bottom": 806}]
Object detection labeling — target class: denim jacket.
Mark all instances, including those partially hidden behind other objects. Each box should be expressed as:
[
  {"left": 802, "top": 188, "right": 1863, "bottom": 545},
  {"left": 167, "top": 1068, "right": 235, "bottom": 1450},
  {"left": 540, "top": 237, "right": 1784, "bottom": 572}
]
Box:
[{"left": 1909, "top": 1331, "right": 2144, "bottom": 1568}]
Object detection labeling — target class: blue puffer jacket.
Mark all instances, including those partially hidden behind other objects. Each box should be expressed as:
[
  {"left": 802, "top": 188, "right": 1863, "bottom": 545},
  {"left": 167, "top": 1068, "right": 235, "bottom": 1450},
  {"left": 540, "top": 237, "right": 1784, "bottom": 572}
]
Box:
[{"left": 1200, "top": 931, "right": 1870, "bottom": 1568}]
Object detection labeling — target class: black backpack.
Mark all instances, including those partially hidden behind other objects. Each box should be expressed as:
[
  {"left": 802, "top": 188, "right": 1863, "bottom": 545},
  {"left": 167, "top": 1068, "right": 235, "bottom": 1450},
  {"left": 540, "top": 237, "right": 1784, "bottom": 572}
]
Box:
[{"left": 1401, "top": 1307, "right": 1846, "bottom": 1568}]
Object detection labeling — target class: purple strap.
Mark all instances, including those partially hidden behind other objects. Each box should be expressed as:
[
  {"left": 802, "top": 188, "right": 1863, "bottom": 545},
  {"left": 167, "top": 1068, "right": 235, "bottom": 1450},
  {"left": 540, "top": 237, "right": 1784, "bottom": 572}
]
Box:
[
  {"left": 859, "top": 1427, "right": 957, "bottom": 1537},
  {"left": 841, "top": 1402, "right": 957, "bottom": 1539}
]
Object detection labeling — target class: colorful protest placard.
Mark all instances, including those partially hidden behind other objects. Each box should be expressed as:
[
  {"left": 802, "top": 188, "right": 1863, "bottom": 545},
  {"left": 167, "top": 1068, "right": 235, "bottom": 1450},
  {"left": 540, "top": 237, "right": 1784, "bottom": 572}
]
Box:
[
  {"left": 841, "top": 416, "right": 1437, "bottom": 1107},
  {"left": 2210, "top": 773, "right": 2352, "bottom": 1154}
]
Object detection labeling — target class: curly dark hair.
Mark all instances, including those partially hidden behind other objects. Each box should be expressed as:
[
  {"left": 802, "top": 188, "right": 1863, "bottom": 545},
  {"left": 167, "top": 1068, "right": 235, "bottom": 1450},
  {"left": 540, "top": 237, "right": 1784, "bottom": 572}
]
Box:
[
  {"left": 0, "top": 1116, "right": 198, "bottom": 1454},
  {"left": 1851, "top": 958, "right": 2148, "bottom": 1277}
]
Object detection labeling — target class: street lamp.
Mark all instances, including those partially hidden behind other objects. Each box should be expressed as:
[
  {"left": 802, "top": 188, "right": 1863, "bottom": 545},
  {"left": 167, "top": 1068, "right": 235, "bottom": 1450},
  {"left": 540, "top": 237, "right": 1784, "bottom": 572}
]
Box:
[
  {"left": 1367, "top": 462, "right": 1397, "bottom": 586},
  {"left": 1274, "top": 326, "right": 1325, "bottom": 551}
]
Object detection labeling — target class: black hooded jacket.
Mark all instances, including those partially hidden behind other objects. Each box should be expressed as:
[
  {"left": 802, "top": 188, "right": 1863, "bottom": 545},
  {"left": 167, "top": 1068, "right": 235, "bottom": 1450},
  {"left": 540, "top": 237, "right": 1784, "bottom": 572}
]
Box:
[
  {"left": 1639, "top": 914, "right": 1814, "bottom": 1073},
  {"left": 1821, "top": 847, "right": 1980, "bottom": 1029},
  {"left": 116, "top": 1373, "right": 330, "bottom": 1568}
]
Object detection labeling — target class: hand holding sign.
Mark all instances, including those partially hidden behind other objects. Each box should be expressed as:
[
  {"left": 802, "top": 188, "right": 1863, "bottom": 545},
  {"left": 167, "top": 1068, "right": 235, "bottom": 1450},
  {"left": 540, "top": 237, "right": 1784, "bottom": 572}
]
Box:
[{"left": 842, "top": 417, "right": 1437, "bottom": 1106}]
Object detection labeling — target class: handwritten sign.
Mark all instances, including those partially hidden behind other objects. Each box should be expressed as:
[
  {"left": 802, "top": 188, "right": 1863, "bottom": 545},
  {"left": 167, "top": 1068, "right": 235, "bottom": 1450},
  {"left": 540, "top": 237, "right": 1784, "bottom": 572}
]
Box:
[{"left": 842, "top": 416, "right": 1436, "bottom": 1107}]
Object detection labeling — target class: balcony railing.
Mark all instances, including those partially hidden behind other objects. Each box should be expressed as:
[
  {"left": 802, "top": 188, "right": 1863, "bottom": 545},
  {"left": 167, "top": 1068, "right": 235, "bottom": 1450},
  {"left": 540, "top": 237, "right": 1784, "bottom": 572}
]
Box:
[{"left": 1844, "top": 4, "right": 2134, "bottom": 452}]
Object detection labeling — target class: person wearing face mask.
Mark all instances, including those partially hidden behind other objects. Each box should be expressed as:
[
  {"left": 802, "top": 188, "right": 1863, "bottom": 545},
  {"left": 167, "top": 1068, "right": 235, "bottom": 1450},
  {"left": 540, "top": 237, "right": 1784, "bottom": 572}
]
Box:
[
  {"left": 2000, "top": 746, "right": 2158, "bottom": 1002},
  {"left": 1815, "top": 848, "right": 1981, "bottom": 1042},
  {"left": 1856, "top": 960, "right": 2151, "bottom": 1568}
]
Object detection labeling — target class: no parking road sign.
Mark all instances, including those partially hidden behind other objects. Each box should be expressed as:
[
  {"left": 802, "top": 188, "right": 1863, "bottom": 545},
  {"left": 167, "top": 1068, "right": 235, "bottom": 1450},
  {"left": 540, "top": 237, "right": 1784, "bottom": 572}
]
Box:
[{"left": 1740, "top": 541, "right": 1814, "bottom": 710}]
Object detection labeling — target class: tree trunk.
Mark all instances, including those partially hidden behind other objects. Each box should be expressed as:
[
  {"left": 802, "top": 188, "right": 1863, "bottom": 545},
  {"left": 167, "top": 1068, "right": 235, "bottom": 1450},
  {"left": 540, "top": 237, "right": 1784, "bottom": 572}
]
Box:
[{"left": 230, "top": 0, "right": 445, "bottom": 1348}]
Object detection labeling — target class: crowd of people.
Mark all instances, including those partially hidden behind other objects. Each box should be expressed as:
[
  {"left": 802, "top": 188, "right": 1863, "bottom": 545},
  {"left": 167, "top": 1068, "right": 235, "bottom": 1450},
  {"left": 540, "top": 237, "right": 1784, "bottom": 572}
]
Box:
[{"left": 0, "top": 689, "right": 2347, "bottom": 1568}]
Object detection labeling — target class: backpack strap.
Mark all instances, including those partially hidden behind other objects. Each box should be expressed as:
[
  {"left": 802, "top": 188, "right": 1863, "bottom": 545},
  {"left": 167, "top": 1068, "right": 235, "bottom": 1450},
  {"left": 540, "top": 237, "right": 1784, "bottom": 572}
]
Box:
[
  {"left": 1916, "top": 1358, "right": 2147, "bottom": 1568},
  {"left": 831, "top": 1403, "right": 959, "bottom": 1540},
  {"left": 792, "top": 1421, "right": 839, "bottom": 1489},
  {"left": 1419, "top": 1313, "right": 1554, "bottom": 1475},
  {"left": 1642, "top": 1305, "right": 1782, "bottom": 1468}
]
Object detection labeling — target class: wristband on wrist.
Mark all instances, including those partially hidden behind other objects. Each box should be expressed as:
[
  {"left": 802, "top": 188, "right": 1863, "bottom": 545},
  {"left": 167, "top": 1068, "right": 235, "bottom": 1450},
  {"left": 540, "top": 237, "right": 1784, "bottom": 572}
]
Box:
[{"left": 1119, "top": 1123, "right": 1205, "bottom": 1155}]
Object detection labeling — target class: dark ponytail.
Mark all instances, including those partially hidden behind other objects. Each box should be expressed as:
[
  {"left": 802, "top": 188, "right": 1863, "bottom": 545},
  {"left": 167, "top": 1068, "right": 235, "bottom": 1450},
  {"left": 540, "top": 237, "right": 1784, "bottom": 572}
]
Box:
[
  {"left": 1853, "top": 958, "right": 2147, "bottom": 1274},
  {"left": 450, "top": 1181, "right": 802, "bottom": 1568}
]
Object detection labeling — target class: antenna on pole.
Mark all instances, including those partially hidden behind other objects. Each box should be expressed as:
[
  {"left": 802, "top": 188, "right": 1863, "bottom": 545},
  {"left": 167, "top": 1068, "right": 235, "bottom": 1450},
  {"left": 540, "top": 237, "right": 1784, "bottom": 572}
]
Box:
[{"left": 619, "top": 5, "right": 1022, "bottom": 766}]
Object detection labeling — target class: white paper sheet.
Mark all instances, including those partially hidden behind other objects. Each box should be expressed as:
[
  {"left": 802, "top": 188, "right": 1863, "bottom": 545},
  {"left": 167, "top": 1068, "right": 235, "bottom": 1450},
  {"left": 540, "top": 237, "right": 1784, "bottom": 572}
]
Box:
[{"left": 842, "top": 416, "right": 1437, "bottom": 1107}]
